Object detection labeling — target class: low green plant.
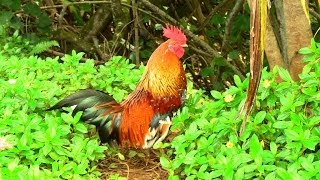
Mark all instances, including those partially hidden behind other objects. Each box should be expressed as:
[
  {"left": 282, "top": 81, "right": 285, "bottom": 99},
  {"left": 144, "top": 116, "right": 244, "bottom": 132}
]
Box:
[
  {"left": 0, "top": 49, "right": 143, "bottom": 178},
  {"left": 0, "top": 30, "right": 59, "bottom": 57},
  {"left": 158, "top": 39, "right": 320, "bottom": 179}
]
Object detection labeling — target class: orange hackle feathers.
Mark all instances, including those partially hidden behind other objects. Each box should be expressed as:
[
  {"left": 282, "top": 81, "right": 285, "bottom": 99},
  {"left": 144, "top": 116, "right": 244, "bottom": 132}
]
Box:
[{"left": 49, "top": 25, "right": 188, "bottom": 149}]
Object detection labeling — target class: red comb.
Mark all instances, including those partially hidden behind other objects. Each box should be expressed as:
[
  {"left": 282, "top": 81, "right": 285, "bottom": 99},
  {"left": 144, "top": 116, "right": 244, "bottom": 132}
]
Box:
[{"left": 162, "top": 25, "right": 187, "bottom": 44}]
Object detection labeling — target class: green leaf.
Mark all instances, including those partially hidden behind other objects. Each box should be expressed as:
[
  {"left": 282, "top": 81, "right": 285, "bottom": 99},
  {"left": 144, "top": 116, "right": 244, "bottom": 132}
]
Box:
[
  {"left": 29, "top": 41, "right": 59, "bottom": 55},
  {"left": 270, "top": 142, "right": 277, "bottom": 155},
  {"left": 273, "top": 121, "right": 292, "bottom": 129},
  {"left": 265, "top": 172, "right": 276, "bottom": 180},
  {"left": 210, "top": 14, "right": 224, "bottom": 25},
  {"left": 254, "top": 111, "right": 266, "bottom": 124},
  {"left": 308, "top": 116, "right": 320, "bottom": 126},
  {"left": 154, "top": 24, "right": 162, "bottom": 30},
  {"left": 23, "top": 2, "right": 42, "bottom": 16},
  {"left": 0, "top": 0, "right": 21, "bottom": 11},
  {"left": 276, "top": 168, "right": 292, "bottom": 179},
  {"left": 43, "top": 143, "right": 52, "bottom": 156},
  {"left": 48, "top": 152, "right": 61, "bottom": 162},
  {"left": 75, "top": 123, "right": 88, "bottom": 133},
  {"left": 264, "top": 165, "right": 277, "bottom": 172},
  {"left": 310, "top": 38, "right": 317, "bottom": 51},
  {"left": 210, "top": 90, "right": 222, "bottom": 99},
  {"left": 58, "top": 125, "right": 71, "bottom": 136},
  {"left": 243, "top": 164, "right": 256, "bottom": 173},
  {"left": 53, "top": 146, "right": 68, "bottom": 156},
  {"left": 206, "top": 29, "right": 218, "bottom": 38},
  {"left": 249, "top": 134, "right": 262, "bottom": 158},
  {"left": 0, "top": 11, "right": 14, "bottom": 25},
  {"left": 49, "top": 126, "right": 57, "bottom": 139},
  {"left": 279, "top": 95, "right": 289, "bottom": 107},
  {"left": 235, "top": 167, "right": 244, "bottom": 180},
  {"left": 184, "top": 150, "right": 197, "bottom": 164},
  {"left": 168, "top": 175, "right": 180, "bottom": 180},
  {"left": 117, "top": 153, "right": 125, "bottom": 160},
  {"left": 61, "top": 162, "right": 76, "bottom": 172},
  {"left": 224, "top": 164, "right": 234, "bottom": 179},
  {"left": 160, "top": 157, "right": 171, "bottom": 169},
  {"left": 290, "top": 113, "right": 301, "bottom": 125},
  {"left": 302, "top": 139, "right": 318, "bottom": 150},
  {"left": 278, "top": 67, "right": 292, "bottom": 82},
  {"left": 277, "top": 113, "right": 289, "bottom": 120},
  {"left": 299, "top": 47, "right": 313, "bottom": 55},
  {"left": 36, "top": 13, "right": 52, "bottom": 32},
  {"left": 8, "top": 158, "right": 19, "bottom": 170},
  {"left": 284, "top": 129, "right": 300, "bottom": 141},
  {"left": 127, "top": 150, "right": 137, "bottom": 158},
  {"left": 210, "top": 170, "right": 223, "bottom": 178},
  {"left": 300, "top": 157, "right": 315, "bottom": 172},
  {"left": 171, "top": 159, "right": 183, "bottom": 170},
  {"left": 302, "top": 86, "right": 317, "bottom": 96},
  {"left": 201, "top": 67, "right": 214, "bottom": 77},
  {"left": 234, "top": 75, "right": 242, "bottom": 88},
  {"left": 229, "top": 50, "right": 239, "bottom": 60},
  {"left": 213, "top": 57, "right": 227, "bottom": 66},
  {"left": 233, "top": 153, "right": 252, "bottom": 168},
  {"left": 74, "top": 160, "right": 88, "bottom": 174},
  {"left": 267, "top": 94, "right": 277, "bottom": 107}
]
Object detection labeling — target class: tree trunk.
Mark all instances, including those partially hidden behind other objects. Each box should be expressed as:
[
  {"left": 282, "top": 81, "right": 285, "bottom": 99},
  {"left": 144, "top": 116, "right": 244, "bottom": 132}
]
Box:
[{"left": 265, "top": 0, "right": 312, "bottom": 81}]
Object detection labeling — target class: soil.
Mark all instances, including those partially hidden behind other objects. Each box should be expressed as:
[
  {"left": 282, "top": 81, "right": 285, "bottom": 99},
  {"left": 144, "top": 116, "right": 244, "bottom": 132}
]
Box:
[
  {"left": 97, "top": 132, "right": 179, "bottom": 179},
  {"left": 98, "top": 148, "right": 168, "bottom": 180}
]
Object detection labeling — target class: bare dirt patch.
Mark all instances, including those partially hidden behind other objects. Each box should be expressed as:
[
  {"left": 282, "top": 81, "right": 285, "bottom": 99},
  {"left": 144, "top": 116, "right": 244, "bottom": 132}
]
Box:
[
  {"left": 97, "top": 132, "right": 179, "bottom": 179},
  {"left": 98, "top": 149, "right": 168, "bottom": 180}
]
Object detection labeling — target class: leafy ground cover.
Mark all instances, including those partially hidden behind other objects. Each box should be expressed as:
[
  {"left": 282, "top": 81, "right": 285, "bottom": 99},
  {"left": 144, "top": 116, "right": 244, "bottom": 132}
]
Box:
[
  {"left": 0, "top": 33, "right": 319, "bottom": 179},
  {"left": 0, "top": 52, "right": 142, "bottom": 179},
  {"left": 159, "top": 39, "right": 320, "bottom": 179},
  {"left": 0, "top": 32, "right": 145, "bottom": 178}
]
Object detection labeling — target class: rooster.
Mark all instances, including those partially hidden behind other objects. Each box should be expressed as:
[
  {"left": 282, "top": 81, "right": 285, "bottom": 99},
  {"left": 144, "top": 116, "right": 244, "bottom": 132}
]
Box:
[{"left": 49, "top": 25, "right": 188, "bottom": 149}]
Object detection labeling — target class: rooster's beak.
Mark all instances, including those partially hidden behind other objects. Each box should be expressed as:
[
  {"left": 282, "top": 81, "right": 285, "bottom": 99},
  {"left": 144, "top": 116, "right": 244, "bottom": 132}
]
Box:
[{"left": 181, "top": 44, "right": 188, "bottom": 48}]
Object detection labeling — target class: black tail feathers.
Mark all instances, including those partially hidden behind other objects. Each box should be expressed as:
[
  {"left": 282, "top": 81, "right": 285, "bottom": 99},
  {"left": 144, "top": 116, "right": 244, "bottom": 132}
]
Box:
[
  {"left": 48, "top": 89, "right": 114, "bottom": 113},
  {"left": 48, "top": 89, "right": 122, "bottom": 143}
]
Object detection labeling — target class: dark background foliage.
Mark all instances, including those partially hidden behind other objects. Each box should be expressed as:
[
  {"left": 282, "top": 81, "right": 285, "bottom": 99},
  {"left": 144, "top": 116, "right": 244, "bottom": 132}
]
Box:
[{"left": 1, "top": 0, "right": 319, "bottom": 92}]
